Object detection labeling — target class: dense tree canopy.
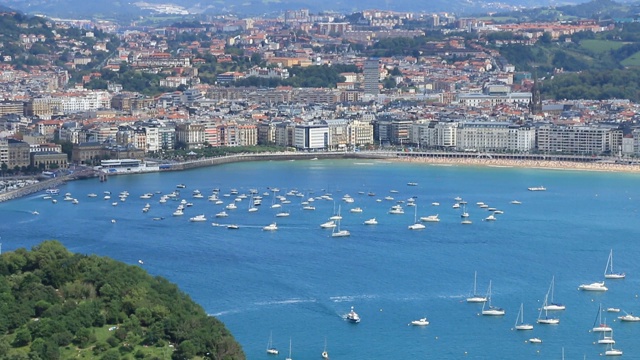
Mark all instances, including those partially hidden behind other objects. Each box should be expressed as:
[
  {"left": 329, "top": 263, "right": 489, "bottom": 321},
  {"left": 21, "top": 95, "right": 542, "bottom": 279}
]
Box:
[{"left": 0, "top": 241, "right": 244, "bottom": 360}]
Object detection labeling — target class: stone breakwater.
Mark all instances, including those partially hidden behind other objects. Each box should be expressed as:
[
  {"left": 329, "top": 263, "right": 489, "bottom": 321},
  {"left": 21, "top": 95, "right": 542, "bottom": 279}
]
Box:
[{"left": 0, "top": 177, "right": 68, "bottom": 203}]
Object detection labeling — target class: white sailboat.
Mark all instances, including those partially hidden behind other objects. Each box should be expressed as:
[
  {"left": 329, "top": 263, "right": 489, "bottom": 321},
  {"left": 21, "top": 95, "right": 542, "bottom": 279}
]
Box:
[
  {"left": 466, "top": 271, "right": 488, "bottom": 303},
  {"left": 605, "top": 343, "right": 623, "bottom": 356},
  {"left": 514, "top": 303, "right": 534, "bottom": 330},
  {"left": 285, "top": 338, "right": 292, "bottom": 360},
  {"left": 598, "top": 330, "right": 616, "bottom": 345},
  {"left": 604, "top": 249, "right": 625, "bottom": 279},
  {"left": 331, "top": 210, "right": 350, "bottom": 237},
  {"left": 543, "top": 276, "right": 566, "bottom": 311},
  {"left": 537, "top": 294, "right": 560, "bottom": 325},
  {"left": 321, "top": 338, "right": 329, "bottom": 359},
  {"left": 408, "top": 204, "right": 425, "bottom": 230},
  {"left": 593, "top": 304, "right": 612, "bottom": 332},
  {"left": 266, "top": 332, "right": 278, "bottom": 355},
  {"left": 481, "top": 280, "right": 505, "bottom": 316}
]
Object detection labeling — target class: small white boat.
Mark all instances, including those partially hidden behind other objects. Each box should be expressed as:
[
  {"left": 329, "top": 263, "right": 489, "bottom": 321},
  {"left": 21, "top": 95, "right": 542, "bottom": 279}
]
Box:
[
  {"left": 593, "top": 304, "right": 612, "bottom": 332},
  {"left": 216, "top": 211, "right": 228, "bottom": 218},
  {"left": 331, "top": 229, "right": 350, "bottom": 237},
  {"left": 452, "top": 203, "right": 460, "bottom": 209},
  {"left": 605, "top": 343, "right": 623, "bottom": 356},
  {"left": 410, "top": 318, "right": 429, "bottom": 326},
  {"left": 578, "top": 281, "right": 608, "bottom": 291},
  {"left": 466, "top": 271, "right": 488, "bottom": 303},
  {"left": 346, "top": 306, "right": 360, "bottom": 323},
  {"left": 363, "top": 218, "right": 378, "bottom": 225},
  {"left": 484, "top": 214, "right": 497, "bottom": 221},
  {"left": 87, "top": 193, "right": 97, "bottom": 198},
  {"left": 420, "top": 214, "right": 440, "bottom": 222},
  {"left": 173, "top": 210, "right": 184, "bottom": 216},
  {"left": 431, "top": 202, "right": 440, "bottom": 206},
  {"left": 510, "top": 200, "right": 522, "bottom": 204},
  {"left": 176, "top": 184, "right": 186, "bottom": 189},
  {"left": 263, "top": 223, "right": 278, "bottom": 231},
  {"left": 528, "top": 186, "right": 546, "bottom": 191},
  {"left": 140, "top": 193, "right": 153, "bottom": 199},
  {"left": 320, "top": 220, "right": 336, "bottom": 228},
  {"left": 104, "top": 195, "right": 111, "bottom": 200},
  {"left": 384, "top": 196, "right": 394, "bottom": 201},
  {"left": 407, "top": 182, "right": 418, "bottom": 186},
  {"left": 276, "top": 211, "right": 290, "bottom": 217},
  {"left": 189, "top": 215, "right": 207, "bottom": 222},
  {"left": 227, "top": 224, "right": 240, "bottom": 230},
  {"left": 514, "top": 303, "right": 534, "bottom": 330},
  {"left": 225, "top": 203, "right": 237, "bottom": 210},
  {"left": 72, "top": 199, "right": 79, "bottom": 204},
  {"left": 598, "top": 330, "right": 616, "bottom": 345},
  {"left": 408, "top": 205, "right": 425, "bottom": 230},
  {"left": 111, "top": 202, "right": 118, "bottom": 206},
  {"left": 388, "top": 205, "right": 404, "bottom": 214},
  {"left": 461, "top": 219, "right": 472, "bottom": 225},
  {"left": 266, "top": 332, "right": 279, "bottom": 355},
  {"left": 350, "top": 207, "right": 363, "bottom": 213},
  {"left": 528, "top": 338, "right": 542, "bottom": 344},
  {"left": 302, "top": 205, "right": 316, "bottom": 210},
  {"left": 618, "top": 313, "right": 640, "bottom": 322},
  {"left": 31, "top": 210, "right": 39, "bottom": 215},
  {"left": 604, "top": 249, "right": 625, "bottom": 279},
  {"left": 481, "top": 281, "right": 505, "bottom": 316},
  {"left": 606, "top": 308, "right": 621, "bottom": 313}
]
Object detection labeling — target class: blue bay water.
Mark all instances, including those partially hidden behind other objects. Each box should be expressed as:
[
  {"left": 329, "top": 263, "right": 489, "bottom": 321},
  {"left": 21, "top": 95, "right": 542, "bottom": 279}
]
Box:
[{"left": 2, "top": 159, "right": 640, "bottom": 359}]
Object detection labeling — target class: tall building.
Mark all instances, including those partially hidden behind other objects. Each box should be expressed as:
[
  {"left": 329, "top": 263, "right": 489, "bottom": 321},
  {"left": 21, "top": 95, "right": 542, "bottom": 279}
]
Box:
[{"left": 363, "top": 58, "right": 380, "bottom": 96}]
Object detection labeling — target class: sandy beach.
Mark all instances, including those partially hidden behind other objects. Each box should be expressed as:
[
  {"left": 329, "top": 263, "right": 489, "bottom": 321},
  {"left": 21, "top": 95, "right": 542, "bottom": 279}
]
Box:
[{"left": 394, "top": 156, "right": 640, "bottom": 173}]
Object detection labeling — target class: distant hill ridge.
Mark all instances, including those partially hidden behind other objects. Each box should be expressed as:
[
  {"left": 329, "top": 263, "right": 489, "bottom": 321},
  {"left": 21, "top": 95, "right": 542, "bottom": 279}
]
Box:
[{"left": 0, "top": 0, "right": 593, "bottom": 18}]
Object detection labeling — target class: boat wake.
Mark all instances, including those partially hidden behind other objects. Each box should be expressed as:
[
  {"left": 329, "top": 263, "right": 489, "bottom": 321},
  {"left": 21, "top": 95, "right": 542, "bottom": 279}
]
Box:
[
  {"left": 254, "top": 298, "right": 318, "bottom": 306},
  {"left": 353, "top": 162, "right": 375, "bottom": 166},
  {"left": 330, "top": 294, "right": 380, "bottom": 303}
]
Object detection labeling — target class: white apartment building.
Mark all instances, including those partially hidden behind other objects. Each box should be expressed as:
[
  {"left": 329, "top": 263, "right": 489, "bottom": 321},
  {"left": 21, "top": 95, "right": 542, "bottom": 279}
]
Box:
[
  {"left": 294, "top": 124, "right": 329, "bottom": 150},
  {"left": 537, "top": 125, "right": 621, "bottom": 155},
  {"left": 455, "top": 122, "right": 535, "bottom": 152},
  {"left": 347, "top": 120, "right": 374, "bottom": 148},
  {"left": 0, "top": 138, "right": 8, "bottom": 165},
  {"left": 456, "top": 92, "right": 532, "bottom": 107}
]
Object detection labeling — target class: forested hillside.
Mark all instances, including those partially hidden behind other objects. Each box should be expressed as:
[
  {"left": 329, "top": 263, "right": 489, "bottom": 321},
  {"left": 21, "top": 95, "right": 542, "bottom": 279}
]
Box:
[{"left": 0, "top": 241, "right": 244, "bottom": 360}]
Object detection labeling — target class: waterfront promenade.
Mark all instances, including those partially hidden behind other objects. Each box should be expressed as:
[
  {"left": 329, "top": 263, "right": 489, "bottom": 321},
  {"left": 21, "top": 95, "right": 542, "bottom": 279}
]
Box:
[{"left": 1, "top": 150, "right": 637, "bottom": 203}]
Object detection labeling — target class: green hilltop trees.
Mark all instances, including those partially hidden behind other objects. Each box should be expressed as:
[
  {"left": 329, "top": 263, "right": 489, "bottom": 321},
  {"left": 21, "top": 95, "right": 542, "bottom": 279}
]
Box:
[{"left": 0, "top": 241, "right": 245, "bottom": 360}]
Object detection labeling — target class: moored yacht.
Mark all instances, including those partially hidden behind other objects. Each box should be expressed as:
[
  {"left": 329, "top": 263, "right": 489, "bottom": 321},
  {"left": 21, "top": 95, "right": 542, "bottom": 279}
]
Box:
[
  {"left": 320, "top": 220, "right": 336, "bottom": 228},
  {"left": 363, "top": 218, "right": 378, "bottom": 225},
  {"left": 420, "top": 214, "right": 440, "bottom": 222},
  {"left": 189, "top": 214, "right": 207, "bottom": 222},
  {"left": 410, "top": 318, "right": 429, "bottom": 326},
  {"left": 618, "top": 313, "right": 640, "bottom": 322},
  {"left": 578, "top": 281, "right": 608, "bottom": 291}
]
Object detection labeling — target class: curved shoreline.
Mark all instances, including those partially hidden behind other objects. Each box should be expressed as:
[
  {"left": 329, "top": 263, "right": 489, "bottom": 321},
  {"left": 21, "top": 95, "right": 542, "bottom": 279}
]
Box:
[
  {"left": 394, "top": 155, "right": 640, "bottom": 173},
  {"left": 2, "top": 151, "right": 639, "bottom": 203}
]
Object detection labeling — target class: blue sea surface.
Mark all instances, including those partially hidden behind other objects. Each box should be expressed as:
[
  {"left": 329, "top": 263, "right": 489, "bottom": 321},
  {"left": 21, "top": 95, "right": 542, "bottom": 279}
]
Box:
[{"left": 2, "top": 159, "right": 640, "bottom": 359}]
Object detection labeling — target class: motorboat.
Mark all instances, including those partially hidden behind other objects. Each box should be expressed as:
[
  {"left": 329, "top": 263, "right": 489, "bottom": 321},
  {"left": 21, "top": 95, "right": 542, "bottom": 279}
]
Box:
[
  {"left": 528, "top": 186, "right": 546, "bottom": 191},
  {"left": 140, "top": 193, "right": 153, "bottom": 199},
  {"left": 176, "top": 184, "right": 186, "bottom": 189},
  {"left": 216, "top": 211, "right": 229, "bottom": 218},
  {"left": 72, "top": 199, "right": 79, "bottom": 204},
  {"left": 263, "top": 223, "right": 278, "bottom": 231},
  {"left": 172, "top": 210, "right": 184, "bottom": 216},
  {"left": 618, "top": 313, "right": 640, "bottom": 322},
  {"left": 302, "top": 205, "right": 316, "bottom": 210},
  {"left": 452, "top": 203, "right": 460, "bottom": 209},
  {"left": 225, "top": 203, "right": 237, "bottom": 210},
  {"left": 410, "top": 318, "right": 429, "bottom": 326},
  {"left": 87, "top": 193, "right": 97, "bottom": 198},
  {"left": 431, "top": 202, "right": 440, "bottom": 206},
  {"left": 189, "top": 215, "right": 207, "bottom": 222},
  {"left": 528, "top": 338, "right": 542, "bottom": 344},
  {"left": 388, "top": 205, "right": 404, "bottom": 214},
  {"left": 320, "top": 220, "right": 336, "bottom": 228},
  {"left": 484, "top": 214, "right": 497, "bottom": 221},
  {"left": 420, "top": 215, "right": 440, "bottom": 222},
  {"left": 578, "top": 282, "right": 608, "bottom": 291},
  {"left": 510, "top": 200, "right": 522, "bottom": 204},
  {"left": 31, "top": 210, "right": 39, "bottom": 215},
  {"left": 346, "top": 306, "right": 360, "bottom": 323},
  {"left": 227, "top": 224, "right": 240, "bottom": 230},
  {"left": 461, "top": 219, "right": 472, "bottom": 225},
  {"left": 276, "top": 211, "right": 290, "bottom": 217},
  {"left": 331, "top": 228, "right": 350, "bottom": 237},
  {"left": 407, "top": 182, "right": 418, "bottom": 186},
  {"left": 350, "top": 207, "right": 363, "bottom": 213},
  {"left": 606, "top": 308, "right": 621, "bottom": 313},
  {"left": 384, "top": 196, "right": 394, "bottom": 201},
  {"left": 408, "top": 223, "right": 426, "bottom": 230},
  {"left": 363, "top": 218, "right": 378, "bottom": 225},
  {"left": 45, "top": 188, "right": 60, "bottom": 195}
]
